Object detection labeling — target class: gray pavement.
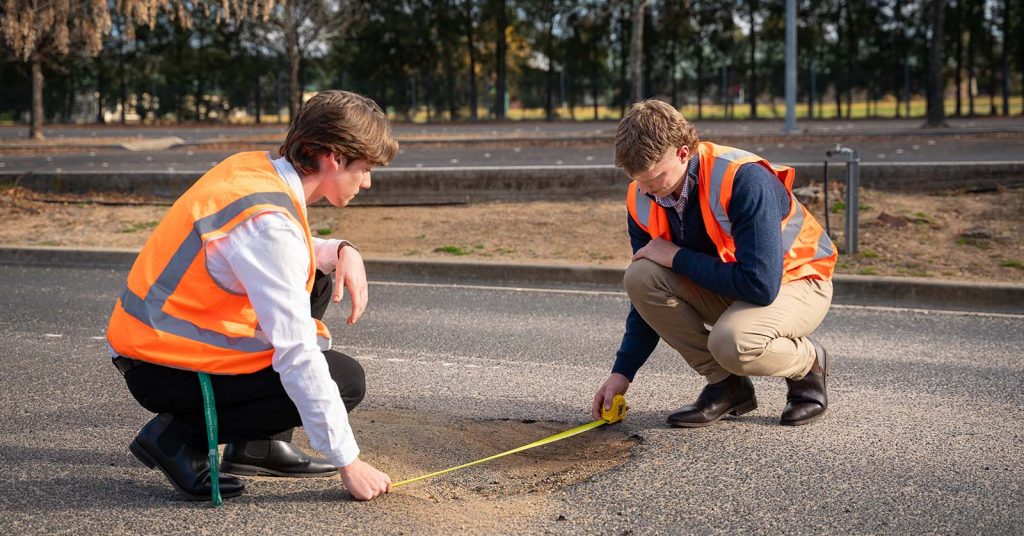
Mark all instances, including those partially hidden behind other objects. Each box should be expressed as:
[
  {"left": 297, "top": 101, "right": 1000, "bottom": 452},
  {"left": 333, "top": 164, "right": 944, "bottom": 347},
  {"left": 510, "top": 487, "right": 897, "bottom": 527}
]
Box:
[
  {"left": 3, "top": 116, "right": 1024, "bottom": 142},
  {"left": 0, "top": 261, "right": 1021, "bottom": 534},
  {"left": 3, "top": 133, "right": 1024, "bottom": 174}
]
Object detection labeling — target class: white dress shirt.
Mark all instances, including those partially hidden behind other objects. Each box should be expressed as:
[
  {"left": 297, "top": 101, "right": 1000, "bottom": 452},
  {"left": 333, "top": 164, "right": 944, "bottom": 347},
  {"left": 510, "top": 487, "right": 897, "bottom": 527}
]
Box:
[{"left": 200, "top": 155, "right": 358, "bottom": 467}]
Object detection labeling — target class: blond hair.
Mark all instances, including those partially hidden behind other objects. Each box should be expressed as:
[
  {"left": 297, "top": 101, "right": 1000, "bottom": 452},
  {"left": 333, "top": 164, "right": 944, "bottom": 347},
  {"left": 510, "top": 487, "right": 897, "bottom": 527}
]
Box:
[
  {"left": 280, "top": 90, "right": 399, "bottom": 175},
  {"left": 614, "top": 100, "right": 699, "bottom": 175}
]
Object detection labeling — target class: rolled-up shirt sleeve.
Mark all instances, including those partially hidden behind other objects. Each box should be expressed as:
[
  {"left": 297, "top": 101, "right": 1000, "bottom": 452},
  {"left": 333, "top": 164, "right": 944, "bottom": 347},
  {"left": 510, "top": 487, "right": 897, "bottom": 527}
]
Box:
[
  {"left": 311, "top": 237, "right": 343, "bottom": 274},
  {"left": 214, "top": 213, "right": 359, "bottom": 467}
]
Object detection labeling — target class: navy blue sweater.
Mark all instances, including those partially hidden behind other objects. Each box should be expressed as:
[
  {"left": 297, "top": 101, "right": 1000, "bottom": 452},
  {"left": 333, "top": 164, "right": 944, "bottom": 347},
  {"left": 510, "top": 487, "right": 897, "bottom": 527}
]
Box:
[{"left": 612, "top": 157, "right": 792, "bottom": 381}]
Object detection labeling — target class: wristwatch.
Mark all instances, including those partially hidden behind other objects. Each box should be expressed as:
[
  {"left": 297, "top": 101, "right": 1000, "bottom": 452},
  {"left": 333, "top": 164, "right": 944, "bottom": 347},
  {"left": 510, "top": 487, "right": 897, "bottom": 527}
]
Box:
[{"left": 337, "top": 240, "right": 358, "bottom": 257}]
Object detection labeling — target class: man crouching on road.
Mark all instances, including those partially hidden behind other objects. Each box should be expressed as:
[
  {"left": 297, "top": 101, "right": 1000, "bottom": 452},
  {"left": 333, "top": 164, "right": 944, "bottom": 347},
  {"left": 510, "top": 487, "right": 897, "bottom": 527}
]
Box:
[
  {"left": 107, "top": 90, "right": 394, "bottom": 501},
  {"left": 592, "top": 100, "right": 837, "bottom": 428}
]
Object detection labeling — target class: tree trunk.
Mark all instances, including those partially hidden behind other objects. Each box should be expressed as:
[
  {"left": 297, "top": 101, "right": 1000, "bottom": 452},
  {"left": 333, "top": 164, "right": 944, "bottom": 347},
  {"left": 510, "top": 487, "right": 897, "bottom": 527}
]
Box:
[
  {"left": 618, "top": 7, "right": 627, "bottom": 116},
  {"left": 748, "top": 0, "right": 757, "bottom": 119},
  {"left": 1001, "top": 0, "right": 1010, "bottom": 115},
  {"left": 95, "top": 54, "right": 105, "bottom": 124},
  {"left": 544, "top": 12, "right": 555, "bottom": 121},
  {"left": 255, "top": 79, "right": 263, "bottom": 125},
  {"left": 592, "top": 76, "right": 599, "bottom": 120},
  {"left": 495, "top": 0, "right": 507, "bottom": 120},
  {"left": 466, "top": 0, "right": 478, "bottom": 120},
  {"left": 287, "top": 10, "right": 301, "bottom": 122},
  {"left": 444, "top": 43, "right": 458, "bottom": 121},
  {"left": 926, "top": 0, "right": 947, "bottom": 126},
  {"left": 29, "top": 53, "right": 45, "bottom": 140},
  {"left": 119, "top": 17, "right": 127, "bottom": 125},
  {"left": 808, "top": 56, "right": 814, "bottom": 119},
  {"left": 894, "top": 0, "right": 903, "bottom": 118},
  {"left": 628, "top": 0, "right": 648, "bottom": 104},
  {"left": 670, "top": 39, "right": 678, "bottom": 108},
  {"left": 697, "top": 52, "right": 704, "bottom": 119},
  {"left": 835, "top": 3, "right": 843, "bottom": 119},
  {"left": 954, "top": 0, "right": 962, "bottom": 116},
  {"left": 988, "top": 14, "right": 997, "bottom": 116},
  {"left": 967, "top": 0, "right": 975, "bottom": 116},
  {"left": 844, "top": 0, "right": 853, "bottom": 119}
]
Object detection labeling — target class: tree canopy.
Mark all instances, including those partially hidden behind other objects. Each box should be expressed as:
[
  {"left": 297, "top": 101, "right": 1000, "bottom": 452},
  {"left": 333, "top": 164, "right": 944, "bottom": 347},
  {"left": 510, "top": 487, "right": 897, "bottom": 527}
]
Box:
[{"left": 1, "top": 0, "right": 1021, "bottom": 136}]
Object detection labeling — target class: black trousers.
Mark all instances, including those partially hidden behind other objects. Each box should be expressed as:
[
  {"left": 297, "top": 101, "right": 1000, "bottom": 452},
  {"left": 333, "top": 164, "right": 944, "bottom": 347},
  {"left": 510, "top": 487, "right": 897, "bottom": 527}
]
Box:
[{"left": 118, "top": 270, "right": 366, "bottom": 448}]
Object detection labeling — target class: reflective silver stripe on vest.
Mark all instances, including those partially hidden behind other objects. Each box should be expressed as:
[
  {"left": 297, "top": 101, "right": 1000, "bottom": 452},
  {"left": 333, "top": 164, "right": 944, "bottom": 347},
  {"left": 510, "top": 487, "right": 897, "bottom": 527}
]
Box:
[
  {"left": 812, "top": 229, "right": 836, "bottom": 260},
  {"left": 633, "top": 183, "right": 651, "bottom": 228},
  {"left": 780, "top": 192, "right": 804, "bottom": 253},
  {"left": 120, "top": 191, "right": 300, "bottom": 352},
  {"left": 707, "top": 148, "right": 756, "bottom": 236}
]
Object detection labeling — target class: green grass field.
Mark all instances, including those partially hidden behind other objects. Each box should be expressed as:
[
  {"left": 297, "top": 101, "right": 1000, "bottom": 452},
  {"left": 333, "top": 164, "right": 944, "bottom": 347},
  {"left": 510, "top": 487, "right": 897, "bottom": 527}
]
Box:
[{"left": 391, "top": 95, "right": 1024, "bottom": 123}]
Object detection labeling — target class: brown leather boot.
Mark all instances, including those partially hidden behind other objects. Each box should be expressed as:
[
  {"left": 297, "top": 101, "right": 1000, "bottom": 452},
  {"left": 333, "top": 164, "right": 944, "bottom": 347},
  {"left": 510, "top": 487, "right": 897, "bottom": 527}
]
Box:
[
  {"left": 780, "top": 337, "right": 829, "bottom": 426},
  {"left": 667, "top": 374, "right": 757, "bottom": 428}
]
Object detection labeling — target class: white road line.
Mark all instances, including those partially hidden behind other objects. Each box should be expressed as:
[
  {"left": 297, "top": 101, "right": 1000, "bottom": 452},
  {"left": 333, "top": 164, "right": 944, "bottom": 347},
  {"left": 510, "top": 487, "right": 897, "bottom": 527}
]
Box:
[
  {"left": 44, "top": 333, "right": 63, "bottom": 338},
  {"left": 829, "top": 303, "right": 1024, "bottom": 319},
  {"left": 368, "top": 280, "right": 1024, "bottom": 319},
  {"left": 370, "top": 280, "right": 623, "bottom": 297}
]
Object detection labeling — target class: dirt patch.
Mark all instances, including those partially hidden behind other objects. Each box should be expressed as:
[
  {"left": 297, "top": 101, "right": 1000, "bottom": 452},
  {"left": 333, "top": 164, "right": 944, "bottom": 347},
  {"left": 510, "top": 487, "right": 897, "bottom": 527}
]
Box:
[
  {"left": 270, "top": 409, "right": 636, "bottom": 530},
  {"left": 1, "top": 185, "right": 1022, "bottom": 282},
  {"left": 351, "top": 409, "right": 636, "bottom": 501}
]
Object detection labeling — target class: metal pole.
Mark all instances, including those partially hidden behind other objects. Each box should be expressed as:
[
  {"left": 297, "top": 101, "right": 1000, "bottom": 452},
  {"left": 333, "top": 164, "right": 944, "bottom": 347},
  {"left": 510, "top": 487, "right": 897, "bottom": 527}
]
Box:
[
  {"left": 784, "top": 0, "right": 796, "bottom": 133},
  {"left": 846, "top": 152, "right": 860, "bottom": 254},
  {"left": 825, "top": 144, "right": 859, "bottom": 255}
]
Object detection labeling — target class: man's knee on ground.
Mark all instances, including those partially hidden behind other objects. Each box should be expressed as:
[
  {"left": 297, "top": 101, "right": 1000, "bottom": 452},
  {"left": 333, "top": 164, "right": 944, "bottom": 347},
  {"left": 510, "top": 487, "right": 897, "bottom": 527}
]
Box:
[
  {"left": 623, "top": 259, "right": 665, "bottom": 299},
  {"left": 324, "top": 351, "right": 366, "bottom": 411},
  {"left": 707, "top": 325, "right": 765, "bottom": 376}
]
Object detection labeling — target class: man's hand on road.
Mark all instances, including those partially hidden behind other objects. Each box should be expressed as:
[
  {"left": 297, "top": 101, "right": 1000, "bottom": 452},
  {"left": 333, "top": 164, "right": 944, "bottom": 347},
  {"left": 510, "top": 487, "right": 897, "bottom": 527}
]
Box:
[
  {"left": 592, "top": 373, "right": 631, "bottom": 420},
  {"left": 333, "top": 246, "right": 368, "bottom": 324},
  {"left": 631, "top": 238, "right": 680, "bottom": 268},
  {"left": 338, "top": 458, "right": 392, "bottom": 501}
]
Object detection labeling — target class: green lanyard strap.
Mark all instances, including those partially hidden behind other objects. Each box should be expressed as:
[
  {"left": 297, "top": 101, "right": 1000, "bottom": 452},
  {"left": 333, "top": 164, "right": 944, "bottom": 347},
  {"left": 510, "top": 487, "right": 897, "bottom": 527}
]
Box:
[{"left": 197, "top": 372, "right": 222, "bottom": 507}]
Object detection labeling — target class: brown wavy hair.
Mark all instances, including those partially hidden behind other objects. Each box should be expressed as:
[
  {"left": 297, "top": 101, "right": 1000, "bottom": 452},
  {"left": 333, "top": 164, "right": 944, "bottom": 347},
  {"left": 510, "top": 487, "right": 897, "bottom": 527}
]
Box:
[
  {"left": 280, "top": 90, "right": 398, "bottom": 175},
  {"left": 614, "top": 100, "right": 699, "bottom": 175}
]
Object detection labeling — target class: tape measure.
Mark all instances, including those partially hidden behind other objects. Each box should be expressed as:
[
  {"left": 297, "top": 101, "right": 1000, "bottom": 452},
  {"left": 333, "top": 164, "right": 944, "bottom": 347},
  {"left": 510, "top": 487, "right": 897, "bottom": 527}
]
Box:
[{"left": 393, "top": 395, "right": 627, "bottom": 488}]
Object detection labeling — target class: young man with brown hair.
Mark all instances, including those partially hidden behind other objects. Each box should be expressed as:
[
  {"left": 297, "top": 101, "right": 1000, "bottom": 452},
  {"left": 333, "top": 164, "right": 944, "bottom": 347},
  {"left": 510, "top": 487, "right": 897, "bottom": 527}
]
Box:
[
  {"left": 592, "top": 100, "right": 837, "bottom": 429},
  {"left": 107, "top": 90, "right": 396, "bottom": 501}
]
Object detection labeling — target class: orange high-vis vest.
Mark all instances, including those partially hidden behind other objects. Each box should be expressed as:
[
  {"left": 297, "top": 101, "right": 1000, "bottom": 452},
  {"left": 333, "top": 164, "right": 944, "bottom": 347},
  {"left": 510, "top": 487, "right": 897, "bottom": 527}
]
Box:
[
  {"left": 106, "top": 151, "right": 331, "bottom": 374},
  {"left": 627, "top": 141, "right": 837, "bottom": 284}
]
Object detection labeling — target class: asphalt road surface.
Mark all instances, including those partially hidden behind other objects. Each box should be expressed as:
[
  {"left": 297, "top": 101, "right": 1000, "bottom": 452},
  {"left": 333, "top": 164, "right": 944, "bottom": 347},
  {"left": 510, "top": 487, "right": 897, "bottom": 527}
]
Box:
[
  {"left": 3, "top": 118, "right": 1024, "bottom": 174},
  {"left": 2, "top": 117, "right": 1023, "bottom": 141},
  {"left": 2, "top": 134, "right": 1024, "bottom": 175},
  {"left": 0, "top": 263, "right": 1021, "bottom": 533}
]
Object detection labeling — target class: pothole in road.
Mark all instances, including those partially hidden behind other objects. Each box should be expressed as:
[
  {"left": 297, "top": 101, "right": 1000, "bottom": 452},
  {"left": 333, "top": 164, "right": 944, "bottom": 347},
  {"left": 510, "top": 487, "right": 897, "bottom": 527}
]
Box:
[{"left": 350, "top": 409, "right": 637, "bottom": 501}]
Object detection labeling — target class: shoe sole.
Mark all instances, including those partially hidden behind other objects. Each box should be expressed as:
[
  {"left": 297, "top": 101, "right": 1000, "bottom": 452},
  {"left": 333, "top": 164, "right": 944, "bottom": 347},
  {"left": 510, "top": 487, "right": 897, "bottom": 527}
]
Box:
[
  {"left": 666, "top": 398, "right": 758, "bottom": 428},
  {"left": 780, "top": 411, "right": 825, "bottom": 426},
  {"left": 220, "top": 461, "right": 336, "bottom": 479},
  {"left": 129, "top": 439, "right": 245, "bottom": 501}
]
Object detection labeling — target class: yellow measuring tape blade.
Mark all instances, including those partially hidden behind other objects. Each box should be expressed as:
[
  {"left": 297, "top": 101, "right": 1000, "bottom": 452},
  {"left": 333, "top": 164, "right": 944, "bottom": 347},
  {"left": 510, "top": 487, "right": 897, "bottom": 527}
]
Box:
[{"left": 393, "top": 395, "right": 626, "bottom": 488}]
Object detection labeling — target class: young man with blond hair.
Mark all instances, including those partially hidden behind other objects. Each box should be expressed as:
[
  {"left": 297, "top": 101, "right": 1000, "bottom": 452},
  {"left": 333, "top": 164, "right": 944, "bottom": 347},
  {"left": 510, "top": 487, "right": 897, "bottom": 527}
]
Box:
[
  {"left": 592, "top": 100, "right": 837, "bottom": 428},
  {"left": 108, "top": 90, "right": 395, "bottom": 501}
]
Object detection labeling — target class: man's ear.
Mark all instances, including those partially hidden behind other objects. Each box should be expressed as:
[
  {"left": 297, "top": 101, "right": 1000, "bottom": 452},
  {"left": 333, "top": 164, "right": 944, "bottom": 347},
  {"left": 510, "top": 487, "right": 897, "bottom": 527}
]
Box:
[
  {"left": 318, "top": 152, "right": 345, "bottom": 170},
  {"left": 676, "top": 146, "right": 689, "bottom": 162}
]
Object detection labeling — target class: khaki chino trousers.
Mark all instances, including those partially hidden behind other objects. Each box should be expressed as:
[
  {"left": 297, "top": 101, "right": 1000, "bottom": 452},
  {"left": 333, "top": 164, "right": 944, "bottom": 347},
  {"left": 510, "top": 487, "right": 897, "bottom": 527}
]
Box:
[{"left": 624, "top": 259, "right": 833, "bottom": 384}]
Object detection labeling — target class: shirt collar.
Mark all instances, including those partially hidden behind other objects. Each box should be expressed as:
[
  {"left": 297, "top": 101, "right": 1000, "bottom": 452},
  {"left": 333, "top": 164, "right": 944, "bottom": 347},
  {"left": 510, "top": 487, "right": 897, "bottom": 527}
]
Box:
[
  {"left": 651, "top": 154, "right": 699, "bottom": 208},
  {"left": 270, "top": 154, "right": 308, "bottom": 216}
]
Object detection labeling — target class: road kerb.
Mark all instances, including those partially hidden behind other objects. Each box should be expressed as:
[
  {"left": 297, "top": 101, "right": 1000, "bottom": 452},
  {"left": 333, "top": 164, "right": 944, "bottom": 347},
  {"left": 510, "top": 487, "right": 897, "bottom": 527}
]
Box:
[{"left": 2, "top": 246, "right": 1021, "bottom": 315}]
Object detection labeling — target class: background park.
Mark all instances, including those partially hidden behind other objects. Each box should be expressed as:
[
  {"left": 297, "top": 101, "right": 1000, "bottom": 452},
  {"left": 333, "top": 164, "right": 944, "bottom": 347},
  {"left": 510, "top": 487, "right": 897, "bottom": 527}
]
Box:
[
  {"left": 0, "top": 2, "right": 1022, "bottom": 534},
  {"left": 1, "top": 0, "right": 1022, "bottom": 133}
]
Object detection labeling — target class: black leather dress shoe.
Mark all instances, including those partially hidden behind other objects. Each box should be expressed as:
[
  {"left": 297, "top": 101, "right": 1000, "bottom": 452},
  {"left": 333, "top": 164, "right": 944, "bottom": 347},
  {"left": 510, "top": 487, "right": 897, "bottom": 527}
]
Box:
[
  {"left": 221, "top": 440, "right": 336, "bottom": 478},
  {"left": 129, "top": 413, "right": 246, "bottom": 501},
  {"left": 667, "top": 374, "right": 758, "bottom": 428},
  {"left": 781, "top": 337, "right": 829, "bottom": 426}
]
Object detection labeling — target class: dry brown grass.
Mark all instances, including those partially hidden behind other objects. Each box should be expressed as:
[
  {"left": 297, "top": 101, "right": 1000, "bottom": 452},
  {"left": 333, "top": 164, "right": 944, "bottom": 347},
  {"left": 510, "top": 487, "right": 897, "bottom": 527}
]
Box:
[{"left": 2, "top": 186, "right": 1021, "bottom": 282}]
